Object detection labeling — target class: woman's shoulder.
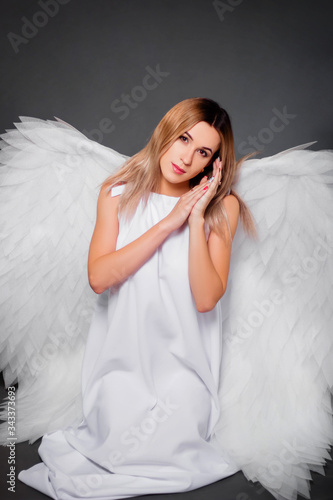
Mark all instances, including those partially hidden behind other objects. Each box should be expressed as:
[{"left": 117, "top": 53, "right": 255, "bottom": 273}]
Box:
[
  {"left": 223, "top": 192, "right": 239, "bottom": 213},
  {"left": 96, "top": 184, "right": 122, "bottom": 215},
  {"left": 222, "top": 193, "right": 240, "bottom": 239},
  {"left": 98, "top": 182, "right": 125, "bottom": 200},
  {"left": 223, "top": 194, "right": 240, "bottom": 221}
]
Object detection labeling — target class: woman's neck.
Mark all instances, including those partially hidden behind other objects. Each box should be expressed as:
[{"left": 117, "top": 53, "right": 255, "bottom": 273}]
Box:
[{"left": 157, "top": 177, "right": 190, "bottom": 197}]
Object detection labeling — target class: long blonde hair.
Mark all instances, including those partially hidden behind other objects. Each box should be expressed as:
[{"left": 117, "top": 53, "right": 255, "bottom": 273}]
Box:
[{"left": 102, "top": 97, "right": 257, "bottom": 243}]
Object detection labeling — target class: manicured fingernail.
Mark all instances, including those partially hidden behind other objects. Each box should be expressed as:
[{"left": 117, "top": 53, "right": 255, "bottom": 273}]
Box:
[
  {"left": 203, "top": 186, "right": 208, "bottom": 191},
  {"left": 219, "top": 167, "right": 221, "bottom": 172}
]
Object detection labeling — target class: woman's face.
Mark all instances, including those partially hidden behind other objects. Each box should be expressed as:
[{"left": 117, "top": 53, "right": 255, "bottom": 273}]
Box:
[{"left": 159, "top": 121, "right": 221, "bottom": 196}]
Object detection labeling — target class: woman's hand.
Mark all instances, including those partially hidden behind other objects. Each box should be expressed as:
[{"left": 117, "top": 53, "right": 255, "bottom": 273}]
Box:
[
  {"left": 162, "top": 184, "right": 207, "bottom": 232},
  {"left": 163, "top": 157, "right": 222, "bottom": 232},
  {"left": 188, "top": 157, "right": 222, "bottom": 225}
]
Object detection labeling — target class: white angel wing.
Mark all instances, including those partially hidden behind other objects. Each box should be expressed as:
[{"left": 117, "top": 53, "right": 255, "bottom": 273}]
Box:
[
  {"left": 0, "top": 117, "right": 128, "bottom": 443},
  {"left": 214, "top": 145, "right": 333, "bottom": 500},
  {"left": 1, "top": 119, "right": 332, "bottom": 499}
]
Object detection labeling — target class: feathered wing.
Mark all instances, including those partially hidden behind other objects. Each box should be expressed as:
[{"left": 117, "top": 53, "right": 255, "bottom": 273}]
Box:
[
  {"left": 1, "top": 119, "right": 333, "bottom": 500},
  {"left": 0, "top": 117, "right": 128, "bottom": 443},
  {"left": 214, "top": 145, "right": 333, "bottom": 500}
]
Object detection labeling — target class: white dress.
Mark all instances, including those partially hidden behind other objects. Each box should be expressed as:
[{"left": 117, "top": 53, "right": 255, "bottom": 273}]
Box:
[{"left": 18, "top": 187, "right": 239, "bottom": 499}]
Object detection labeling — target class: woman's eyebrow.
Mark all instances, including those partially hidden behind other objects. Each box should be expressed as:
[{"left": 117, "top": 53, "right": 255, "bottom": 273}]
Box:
[{"left": 184, "top": 131, "right": 213, "bottom": 154}]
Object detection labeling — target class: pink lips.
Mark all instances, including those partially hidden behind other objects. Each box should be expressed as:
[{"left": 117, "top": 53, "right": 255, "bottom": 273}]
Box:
[{"left": 172, "top": 163, "right": 185, "bottom": 174}]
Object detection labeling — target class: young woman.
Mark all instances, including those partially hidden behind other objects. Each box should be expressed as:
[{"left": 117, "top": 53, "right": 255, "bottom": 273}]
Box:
[
  {"left": 16, "top": 97, "right": 254, "bottom": 499},
  {"left": 1, "top": 98, "right": 332, "bottom": 500}
]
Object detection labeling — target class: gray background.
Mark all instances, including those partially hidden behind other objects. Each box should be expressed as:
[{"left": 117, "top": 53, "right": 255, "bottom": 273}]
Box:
[
  {"left": 0, "top": 0, "right": 332, "bottom": 160},
  {"left": 1, "top": 1, "right": 333, "bottom": 499}
]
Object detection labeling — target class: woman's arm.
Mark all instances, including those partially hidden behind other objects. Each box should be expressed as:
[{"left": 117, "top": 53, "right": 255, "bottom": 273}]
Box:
[
  {"left": 88, "top": 178, "right": 228, "bottom": 293},
  {"left": 88, "top": 186, "right": 172, "bottom": 294},
  {"left": 188, "top": 194, "right": 240, "bottom": 313},
  {"left": 88, "top": 183, "right": 210, "bottom": 294}
]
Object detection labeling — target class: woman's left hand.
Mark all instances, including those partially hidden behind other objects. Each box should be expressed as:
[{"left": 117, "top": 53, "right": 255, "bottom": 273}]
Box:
[{"left": 188, "top": 157, "right": 222, "bottom": 224}]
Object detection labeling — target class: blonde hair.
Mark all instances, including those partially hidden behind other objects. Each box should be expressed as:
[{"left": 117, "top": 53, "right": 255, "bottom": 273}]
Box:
[{"left": 102, "top": 97, "right": 257, "bottom": 243}]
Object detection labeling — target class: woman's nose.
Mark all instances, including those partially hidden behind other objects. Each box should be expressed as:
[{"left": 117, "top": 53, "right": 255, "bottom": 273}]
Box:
[{"left": 181, "top": 148, "right": 194, "bottom": 166}]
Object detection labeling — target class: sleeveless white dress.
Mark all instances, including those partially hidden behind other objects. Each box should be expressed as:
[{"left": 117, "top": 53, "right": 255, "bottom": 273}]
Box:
[{"left": 18, "top": 187, "right": 239, "bottom": 499}]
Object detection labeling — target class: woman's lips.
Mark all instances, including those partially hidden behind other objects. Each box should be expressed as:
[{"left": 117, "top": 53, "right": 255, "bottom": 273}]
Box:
[{"left": 172, "top": 163, "right": 185, "bottom": 174}]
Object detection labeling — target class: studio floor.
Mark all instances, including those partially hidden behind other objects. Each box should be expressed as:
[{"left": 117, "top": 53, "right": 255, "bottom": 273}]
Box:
[{"left": 1, "top": 381, "right": 332, "bottom": 500}]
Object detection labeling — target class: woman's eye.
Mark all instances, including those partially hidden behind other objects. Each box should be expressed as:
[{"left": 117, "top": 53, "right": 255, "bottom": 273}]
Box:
[{"left": 179, "top": 137, "right": 207, "bottom": 157}]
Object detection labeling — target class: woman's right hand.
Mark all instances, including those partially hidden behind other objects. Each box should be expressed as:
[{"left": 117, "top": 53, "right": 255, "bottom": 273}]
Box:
[{"left": 163, "top": 179, "right": 210, "bottom": 231}]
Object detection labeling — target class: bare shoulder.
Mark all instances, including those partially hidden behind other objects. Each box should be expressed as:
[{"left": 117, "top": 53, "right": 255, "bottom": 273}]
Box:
[
  {"left": 98, "top": 183, "right": 121, "bottom": 201},
  {"left": 223, "top": 193, "right": 240, "bottom": 212},
  {"left": 97, "top": 184, "right": 121, "bottom": 213},
  {"left": 222, "top": 194, "right": 240, "bottom": 239}
]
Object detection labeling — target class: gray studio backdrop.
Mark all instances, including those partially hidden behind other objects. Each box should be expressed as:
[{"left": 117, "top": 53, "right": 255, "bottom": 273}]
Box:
[
  {"left": 1, "top": 3, "right": 333, "bottom": 499},
  {"left": 1, "top": 0, "right": 332, "bottom": 160}
]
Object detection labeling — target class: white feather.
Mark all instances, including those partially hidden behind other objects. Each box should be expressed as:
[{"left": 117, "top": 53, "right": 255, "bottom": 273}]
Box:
[
  {"left": 214, "top": 146, "right": 333, "bottom": 500},
  {"left": 0, "top": 117, "right": 128, "bottom": 442}
]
